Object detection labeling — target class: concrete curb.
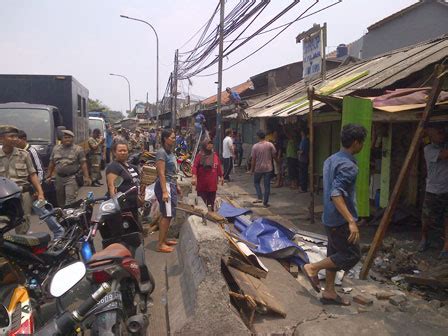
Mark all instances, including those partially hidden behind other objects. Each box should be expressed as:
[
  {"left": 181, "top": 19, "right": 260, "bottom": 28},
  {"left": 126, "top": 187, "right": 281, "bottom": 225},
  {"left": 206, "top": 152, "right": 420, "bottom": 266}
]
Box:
[{"left": 167, "top": 214, "right": 250, "bottom": 335}]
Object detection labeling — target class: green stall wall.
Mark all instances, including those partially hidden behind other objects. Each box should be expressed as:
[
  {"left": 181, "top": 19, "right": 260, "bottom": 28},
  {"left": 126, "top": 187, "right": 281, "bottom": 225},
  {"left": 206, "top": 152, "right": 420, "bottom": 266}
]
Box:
[{"left": 341, "top": 97, "right": 373, "bottom": 217}]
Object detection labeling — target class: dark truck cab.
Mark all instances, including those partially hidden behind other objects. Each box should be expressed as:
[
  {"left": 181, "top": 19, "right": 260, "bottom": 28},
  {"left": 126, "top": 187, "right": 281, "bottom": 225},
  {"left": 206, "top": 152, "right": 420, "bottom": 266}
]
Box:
[{"left": 0, "top": 75, "right": 89, "bottom": 167}]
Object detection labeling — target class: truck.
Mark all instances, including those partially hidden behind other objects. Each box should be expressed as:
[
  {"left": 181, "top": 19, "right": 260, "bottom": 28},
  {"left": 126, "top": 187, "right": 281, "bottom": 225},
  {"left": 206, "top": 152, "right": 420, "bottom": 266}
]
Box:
[{"left": 0, "top": 74, "right": 89, "bottom": 168}]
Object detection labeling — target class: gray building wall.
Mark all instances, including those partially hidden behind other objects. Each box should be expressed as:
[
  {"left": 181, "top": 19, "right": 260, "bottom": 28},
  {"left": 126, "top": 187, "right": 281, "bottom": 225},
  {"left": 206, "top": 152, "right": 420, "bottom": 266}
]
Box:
[{"left": 362, "top": 1, "right": 448, "bottom": 59}]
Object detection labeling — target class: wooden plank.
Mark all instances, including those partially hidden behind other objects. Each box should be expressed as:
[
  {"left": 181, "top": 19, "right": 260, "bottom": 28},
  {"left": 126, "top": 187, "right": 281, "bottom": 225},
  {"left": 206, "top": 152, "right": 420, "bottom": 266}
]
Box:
[
  {"left": 226, "top": 264, "right": 287, "bottom": 318},
  {"left": 404, "top": 274, "right": 448, "bottom": 289},
  {"left": 360, "top": 66, "right": 448, "bottom": 280},
  {"left": 225, "top": 256, "right": 267, "bottom": 279}
]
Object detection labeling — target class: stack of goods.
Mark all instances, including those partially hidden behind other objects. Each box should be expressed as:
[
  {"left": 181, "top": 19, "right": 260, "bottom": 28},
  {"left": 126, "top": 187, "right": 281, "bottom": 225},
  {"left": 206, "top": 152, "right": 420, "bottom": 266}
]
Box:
[{"left": 141, "top": 165, "right": 157, "bottom": 185}]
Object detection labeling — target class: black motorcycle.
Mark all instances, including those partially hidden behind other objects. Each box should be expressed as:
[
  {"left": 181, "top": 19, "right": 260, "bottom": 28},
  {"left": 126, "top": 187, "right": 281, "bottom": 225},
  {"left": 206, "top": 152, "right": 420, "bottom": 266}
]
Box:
[
  {"left": 85, "top": 185, "right": 154, "bottom": 335},
  {"left": 0, "top": 192, "right": 104, "bottom": 305}
]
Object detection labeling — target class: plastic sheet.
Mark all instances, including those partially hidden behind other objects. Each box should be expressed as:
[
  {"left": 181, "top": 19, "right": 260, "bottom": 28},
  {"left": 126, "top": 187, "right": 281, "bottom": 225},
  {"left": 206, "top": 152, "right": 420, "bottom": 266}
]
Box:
[
  {"left": 218, "top": 202, "right": 251, "bottom": 218},
  {"left": 219, "top": 202, "right": 309, "bottom": 266}
]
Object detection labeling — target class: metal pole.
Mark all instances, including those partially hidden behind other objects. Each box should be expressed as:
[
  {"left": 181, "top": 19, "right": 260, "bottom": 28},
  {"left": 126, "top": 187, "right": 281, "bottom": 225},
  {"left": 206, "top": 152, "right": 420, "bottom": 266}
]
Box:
[
  {"left": 172, "top": 50, "right": 179, "bottom": 129},
  {"left": 120, "top": 15, "right": 159, "bottom": 122},
  {"left": 110, "top": 73, "right": 132, "bottom": 115},
  {"left": 216, "top": 0, "right": 225, "bottom": 156}
]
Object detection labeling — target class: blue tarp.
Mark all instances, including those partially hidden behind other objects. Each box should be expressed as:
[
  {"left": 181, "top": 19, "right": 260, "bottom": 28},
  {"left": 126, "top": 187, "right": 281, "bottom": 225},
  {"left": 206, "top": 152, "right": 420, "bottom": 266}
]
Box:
[
  {"left": 220, "top": 202, "right": 309, "bottom": 266},
  {"left": 218, "top": 202, "right": 251, "bottom": 218}
]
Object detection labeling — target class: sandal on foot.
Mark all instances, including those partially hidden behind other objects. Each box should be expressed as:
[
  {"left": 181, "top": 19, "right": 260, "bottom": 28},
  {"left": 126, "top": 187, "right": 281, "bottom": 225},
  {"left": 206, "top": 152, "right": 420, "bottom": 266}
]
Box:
[
  {"left": 157, "top": 246, "right": 174, "bottom": 253},
  {"left": 320, "top": 294, "right": 351, "bottom": 306},
  {"left": 165, "top": 240, "right": 178, "bottom": 246},
  {"left": 300, "top": 265, "right": 321, "bottom": 293}
]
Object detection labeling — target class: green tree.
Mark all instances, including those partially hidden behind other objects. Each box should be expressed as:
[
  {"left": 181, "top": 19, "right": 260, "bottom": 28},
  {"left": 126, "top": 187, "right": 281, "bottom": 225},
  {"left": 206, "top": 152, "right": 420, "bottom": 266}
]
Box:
[{"left": 88, "top": 98, "right": 110, "bottom": 112}]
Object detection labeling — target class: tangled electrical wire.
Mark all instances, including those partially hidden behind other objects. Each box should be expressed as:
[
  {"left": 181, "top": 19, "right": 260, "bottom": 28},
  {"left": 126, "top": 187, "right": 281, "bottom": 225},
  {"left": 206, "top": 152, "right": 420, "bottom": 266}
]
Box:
[{"left": 177, "top": 0, "right": 342, "bottom": 80}]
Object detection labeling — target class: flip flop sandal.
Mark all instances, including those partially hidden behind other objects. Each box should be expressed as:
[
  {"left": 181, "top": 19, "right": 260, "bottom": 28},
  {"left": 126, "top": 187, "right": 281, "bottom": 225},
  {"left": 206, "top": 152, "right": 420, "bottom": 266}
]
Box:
[
  {"left": 165, "top": 240, "right": 178, "bottom": 246},
  {"left": 300, "top": 265, "right": 321, "bottom": 293},
  {"left": 157, "top": 246, "right": 174, "bottom": 253},
  {"left": 320, "top": 295, "right": 351, "bottom": 306}
]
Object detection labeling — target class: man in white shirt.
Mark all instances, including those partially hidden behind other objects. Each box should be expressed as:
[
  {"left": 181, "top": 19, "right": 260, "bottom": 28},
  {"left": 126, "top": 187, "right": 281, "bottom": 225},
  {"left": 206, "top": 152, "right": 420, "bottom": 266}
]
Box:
[{"left": 222, "top": 128, "right": 234, "bottom": 181}]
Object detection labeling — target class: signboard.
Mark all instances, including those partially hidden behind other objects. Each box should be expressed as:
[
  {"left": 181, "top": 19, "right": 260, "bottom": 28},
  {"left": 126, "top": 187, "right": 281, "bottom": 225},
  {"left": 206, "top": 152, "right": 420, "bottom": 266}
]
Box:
[{"left": 302, "top": 30, "right": 323, "bottom": 80}]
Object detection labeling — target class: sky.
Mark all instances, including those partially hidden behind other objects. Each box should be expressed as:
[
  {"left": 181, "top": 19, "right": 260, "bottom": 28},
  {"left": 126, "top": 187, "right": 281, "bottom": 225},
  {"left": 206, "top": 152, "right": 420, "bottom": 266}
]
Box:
[{"left": 0, "top": 0, "right": 418, "bottom": 113}]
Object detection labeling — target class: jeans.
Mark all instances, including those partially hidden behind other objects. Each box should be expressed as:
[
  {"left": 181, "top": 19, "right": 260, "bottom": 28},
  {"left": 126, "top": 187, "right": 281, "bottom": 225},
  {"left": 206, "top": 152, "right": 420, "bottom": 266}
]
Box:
[
  {"left": 254, "top": 172, "right": 271, "bottom": 205},
  {"left": 298, "top": 161, "right": 309, "bottom": 192},
  {"left": 106, "top": 147, "right": 111, "bottom": 163},
  {"left": 223, "top": 157, "right": 233, "bottom": 180}
]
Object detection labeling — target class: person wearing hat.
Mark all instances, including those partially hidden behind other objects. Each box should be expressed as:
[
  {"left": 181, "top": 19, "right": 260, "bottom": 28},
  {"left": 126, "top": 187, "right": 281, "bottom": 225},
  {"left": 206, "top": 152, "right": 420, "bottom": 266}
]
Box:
[
  {"left": 0, "top": 125, "right": 45, "bottom": 234},
  {"left": 46, "top": 129, "right": 91, "bottom": 206}
]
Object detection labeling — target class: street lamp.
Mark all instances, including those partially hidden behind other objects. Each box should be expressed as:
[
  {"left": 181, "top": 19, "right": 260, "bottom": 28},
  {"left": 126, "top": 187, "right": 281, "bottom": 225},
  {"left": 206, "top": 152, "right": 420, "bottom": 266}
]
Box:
[
  {"left": 109, "top": 73, "right": 132, "bottom": 116},
  {"left": 120, "top": 14, "right": 159, "bottom": 122}
]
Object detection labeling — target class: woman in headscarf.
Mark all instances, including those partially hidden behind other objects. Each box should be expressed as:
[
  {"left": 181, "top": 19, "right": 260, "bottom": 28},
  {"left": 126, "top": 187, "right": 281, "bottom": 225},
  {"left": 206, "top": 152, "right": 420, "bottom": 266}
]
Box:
[
  {"left": 155, "top": 129, "right": 180, "bottom": 253},
  {"left": 192, "top": 139, "right": 223, "bottom": 211}
]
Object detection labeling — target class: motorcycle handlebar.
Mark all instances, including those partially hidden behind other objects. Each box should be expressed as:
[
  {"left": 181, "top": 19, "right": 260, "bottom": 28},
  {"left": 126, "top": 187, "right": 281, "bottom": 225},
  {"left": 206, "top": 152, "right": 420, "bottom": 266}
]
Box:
[{"left": 34, "top": 283, "right": 111, "bottom": 336}]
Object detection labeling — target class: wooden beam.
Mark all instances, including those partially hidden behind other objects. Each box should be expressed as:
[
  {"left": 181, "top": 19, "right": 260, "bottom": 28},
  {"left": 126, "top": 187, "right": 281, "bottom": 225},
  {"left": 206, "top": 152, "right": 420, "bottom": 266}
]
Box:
[
  {"left": 226, "top": 256, "right": 268, "bottom": 279},
  {"left": 379, "top": 123, "right": 392, "bottom": 208},
  {"left": 307, "top": 87, "right": 315, "bottom": 224},
  {"left": 360, "top": 66, "right": 448, "bottom": 279}
]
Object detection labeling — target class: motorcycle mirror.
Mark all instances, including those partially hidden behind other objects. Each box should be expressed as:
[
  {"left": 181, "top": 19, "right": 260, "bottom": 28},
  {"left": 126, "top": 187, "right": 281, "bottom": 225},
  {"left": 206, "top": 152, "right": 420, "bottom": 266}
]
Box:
[
  {"left": 0, "top": 304, "right": 9, "bottom": 328},
  {"left": 49, "top": 261, "right": 86, "bottom": 297},
  {"left": 114, "top": 176, "right": 124, "bottom": 188}
]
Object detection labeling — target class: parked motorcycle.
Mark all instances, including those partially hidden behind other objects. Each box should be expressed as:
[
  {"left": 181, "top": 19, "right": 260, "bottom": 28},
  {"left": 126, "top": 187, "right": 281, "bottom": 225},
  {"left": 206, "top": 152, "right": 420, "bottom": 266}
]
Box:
[
  {"left": 0, "top": 177, "right": 36, "bottom": 335},
  {"left": 0, "top": 192, "right": 104, "bottom": 305},
  {"left": 175, "top": 147, "right": 192, "bottom": 177},
  {"left": 85, "top": 185, "right": 154, "bottom": 335},
  {"left": 34, "top": 261, "right": 111, "bottom": 336}
]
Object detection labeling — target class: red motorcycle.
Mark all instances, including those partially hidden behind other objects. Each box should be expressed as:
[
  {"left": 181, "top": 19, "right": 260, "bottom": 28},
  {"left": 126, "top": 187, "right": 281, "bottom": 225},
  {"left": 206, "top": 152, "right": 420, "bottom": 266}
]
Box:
[{"left": 85, "top": 186, "right": 154, "bottom": 336}]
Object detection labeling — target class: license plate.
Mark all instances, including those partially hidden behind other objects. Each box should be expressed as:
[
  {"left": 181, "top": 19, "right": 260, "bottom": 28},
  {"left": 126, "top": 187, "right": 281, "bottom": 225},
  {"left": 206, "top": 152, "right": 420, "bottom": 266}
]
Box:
[{"left": 97, "top": 291, "right": 122, "bottom": 310}]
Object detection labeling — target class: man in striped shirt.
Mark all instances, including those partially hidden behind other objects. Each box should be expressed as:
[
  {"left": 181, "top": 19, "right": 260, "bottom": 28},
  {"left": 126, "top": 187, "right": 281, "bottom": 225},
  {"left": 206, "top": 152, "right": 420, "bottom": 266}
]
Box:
[{"left": 17, "top": 130, "right": 44, "bottom": 182}]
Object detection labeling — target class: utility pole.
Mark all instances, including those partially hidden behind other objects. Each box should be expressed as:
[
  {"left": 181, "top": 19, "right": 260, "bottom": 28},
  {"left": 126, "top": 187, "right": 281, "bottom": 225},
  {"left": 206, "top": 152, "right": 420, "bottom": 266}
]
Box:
[
  {"left": 216, "top": 0, "right": 225, "bottom": 156},
  {"left": 321, "top": 22, "right": 327, "bottom": 81},
  {"left": 172, "top": 49, "right": 179, "bottom": 129}
]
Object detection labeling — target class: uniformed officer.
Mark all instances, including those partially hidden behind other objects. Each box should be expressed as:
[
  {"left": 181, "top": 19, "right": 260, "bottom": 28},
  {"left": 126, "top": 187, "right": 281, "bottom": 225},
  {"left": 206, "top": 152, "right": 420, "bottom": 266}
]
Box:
[
  {"left": 87, "top": 128, "right": 104, "bottom": 187},
  {"left": 0, "top": 125, "right": 45, "bottom": 234},
  {"left": 46, "top": 130, "right": 92, "bottom": 206}
]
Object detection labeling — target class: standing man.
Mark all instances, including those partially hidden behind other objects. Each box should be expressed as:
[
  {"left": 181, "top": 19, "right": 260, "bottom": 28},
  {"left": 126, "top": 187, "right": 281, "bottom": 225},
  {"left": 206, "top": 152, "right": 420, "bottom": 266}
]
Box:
[
  {"left": 297, "top": 129, "right": 310, "bottom": 193},
  {"left": 251, "top": 130, "right": 276, "bottom": 208},
  {"left": 194, "top": 111, "right": 206, "bottom": 143},
  {"left": 222, "top": 128, "right": 234, "bottom": 182},
  {"left": 87, "top": 128, "right": 104, "bottom": 187},
  {"left": 0, "top": 125, "right": 45, "bottom": 234},
  {"left": 16, "top": 130, "right": 44, "bottom": 182},
  {"left": 418, "top": 124, "right": 448, "bottom": 258},
  {"left": 302, "top": 124, "right": 366, "bottom": 305},
  {"left": 105, "top": 125, "right": 113, "bottom": 163},
  {"left": 46, "top": 130, "right": 91, "bottom": 206},
  {"left": 286, "top": 131, "right": 299, "bottom": 189}
]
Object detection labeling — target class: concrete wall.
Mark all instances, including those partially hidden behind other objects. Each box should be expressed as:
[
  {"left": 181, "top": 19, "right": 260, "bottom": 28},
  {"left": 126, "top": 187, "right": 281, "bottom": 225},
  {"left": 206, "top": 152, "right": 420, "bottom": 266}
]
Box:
[
  {"left": 362, "top": 2, "right": 448, "bottom": 59},
  {"left": 167, "top": 192, "right": 250, "bottom": 336}
]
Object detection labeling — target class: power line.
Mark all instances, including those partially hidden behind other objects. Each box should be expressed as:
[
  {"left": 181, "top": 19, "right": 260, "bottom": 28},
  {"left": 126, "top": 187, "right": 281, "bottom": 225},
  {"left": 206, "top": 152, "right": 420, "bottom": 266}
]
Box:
[{"left": 196, "top": 0, "right": 341, "bottom": 77}]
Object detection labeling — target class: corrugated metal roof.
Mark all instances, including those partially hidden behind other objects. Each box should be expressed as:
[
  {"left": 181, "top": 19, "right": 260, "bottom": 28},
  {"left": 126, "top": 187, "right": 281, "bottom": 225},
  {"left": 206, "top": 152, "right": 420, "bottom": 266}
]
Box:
[{"left": 246, "top": 35, "right": 448, "bottom": 118}]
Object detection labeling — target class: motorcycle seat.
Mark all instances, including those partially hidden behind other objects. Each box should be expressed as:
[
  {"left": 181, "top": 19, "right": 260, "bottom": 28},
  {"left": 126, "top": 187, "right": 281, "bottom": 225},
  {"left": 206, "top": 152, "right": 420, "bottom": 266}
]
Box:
[
  {"left": 89, "top": 243, "right": 132, "bottom": 264},
  {"left": 4, "top": 232, "right": 51, "bottom": 247}
]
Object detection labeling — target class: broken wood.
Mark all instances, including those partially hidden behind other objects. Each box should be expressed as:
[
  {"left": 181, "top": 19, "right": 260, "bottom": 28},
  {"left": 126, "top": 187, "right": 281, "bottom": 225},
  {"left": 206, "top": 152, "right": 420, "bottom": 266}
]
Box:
[
  {"left": 225, "top": 256, "right": 267, "bottom": 279},
  {"left": 225, "top": 263, "right": 286, "bottom": 318},
  {"left": 360, "top": 66, "right": 448, "bottom": 280},
  {"left": 404, "top": 274, "right": 448, "bottom": 289}
]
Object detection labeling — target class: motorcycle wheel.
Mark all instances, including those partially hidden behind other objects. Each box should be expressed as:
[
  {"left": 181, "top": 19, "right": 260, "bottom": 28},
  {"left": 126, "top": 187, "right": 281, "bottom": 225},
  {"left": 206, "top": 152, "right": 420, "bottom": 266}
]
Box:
[{"left": 180, "top": 161, "right": 192, "bottom": 177}]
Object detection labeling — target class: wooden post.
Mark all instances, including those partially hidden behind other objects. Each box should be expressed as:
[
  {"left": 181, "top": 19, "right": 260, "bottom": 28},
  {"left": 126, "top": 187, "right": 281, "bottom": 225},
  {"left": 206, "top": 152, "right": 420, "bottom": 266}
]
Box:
[
  {"left": 360, "top": 67, "right": 448, "bottom": 279},
  {"left": 307, "top": 87, "right": 315, "bottom": 224}
]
